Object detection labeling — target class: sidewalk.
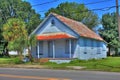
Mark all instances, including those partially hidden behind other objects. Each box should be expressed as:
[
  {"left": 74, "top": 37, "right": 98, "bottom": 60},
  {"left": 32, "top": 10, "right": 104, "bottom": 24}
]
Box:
[{"left": 0, "top": 64, "right": 46, "bottom": 69}]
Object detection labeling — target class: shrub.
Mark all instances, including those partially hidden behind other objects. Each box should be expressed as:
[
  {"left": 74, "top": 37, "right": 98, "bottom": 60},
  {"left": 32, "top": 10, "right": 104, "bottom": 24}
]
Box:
[{"left": 13, "top": 57, "right": 23, "bottom": 64}]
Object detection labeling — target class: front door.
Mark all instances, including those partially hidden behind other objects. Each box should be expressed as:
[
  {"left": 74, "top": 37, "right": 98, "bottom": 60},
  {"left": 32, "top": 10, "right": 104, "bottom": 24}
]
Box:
[{"left": 48, "top": 41, "right": 53, "bottom": 58}]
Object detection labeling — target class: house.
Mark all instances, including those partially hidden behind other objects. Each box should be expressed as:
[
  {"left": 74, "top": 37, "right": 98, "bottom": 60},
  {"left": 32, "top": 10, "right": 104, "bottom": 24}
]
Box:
[{"left": 30, "top": 13, "right": 107, "bottom": 60}]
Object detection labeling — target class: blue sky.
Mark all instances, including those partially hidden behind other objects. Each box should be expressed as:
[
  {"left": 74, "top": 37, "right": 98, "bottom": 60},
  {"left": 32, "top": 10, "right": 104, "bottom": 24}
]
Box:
[{"left": 26, "top": 0, "right": 119, "bottom": 19}]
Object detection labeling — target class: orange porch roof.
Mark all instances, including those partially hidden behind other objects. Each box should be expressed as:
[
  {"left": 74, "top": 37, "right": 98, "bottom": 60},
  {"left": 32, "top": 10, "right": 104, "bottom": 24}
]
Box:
[{"left": 36, "top": 33, "right": 76, "bottom": 40}]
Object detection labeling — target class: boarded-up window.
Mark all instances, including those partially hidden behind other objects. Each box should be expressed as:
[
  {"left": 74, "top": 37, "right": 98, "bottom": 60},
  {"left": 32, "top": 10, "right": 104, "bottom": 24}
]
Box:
[
  {"left": 91, "top": 40, "right": 94, "bottom": 47},
  {"left": 65, "top": 39, "right": 76, "bottom": 54},
  {"left": 65, "top": 40, "right": 69, "bottom": 54},
  {"left": 71, "top": 39, "right": 76, "bottom": 54},
  {"left": 83, "top": 38, "right": 87, "bottom": 54},
  {"left": 84, "top": 38, "right": 87, "bottom": 46},
  {"left": 97, "top": 42, "right": 101, "bottom": 47},
  {"left": 97, "top": 42, "right": 101, "bottom": 54}
]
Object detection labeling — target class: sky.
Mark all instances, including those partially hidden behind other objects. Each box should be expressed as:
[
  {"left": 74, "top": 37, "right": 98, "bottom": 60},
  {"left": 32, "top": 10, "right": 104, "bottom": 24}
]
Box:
[{"left": 25, "top": 0, "right": 119, "bottom": 19}]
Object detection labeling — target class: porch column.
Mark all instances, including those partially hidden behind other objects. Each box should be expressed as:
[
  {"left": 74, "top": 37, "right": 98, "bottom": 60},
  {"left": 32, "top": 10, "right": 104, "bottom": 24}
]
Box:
[
  {"left": 37, "top": 41, "right": 40, "bottom": 58},
  {"left": 52, "top": 40, "right": 55, "bottom": 59},
  {"left": 69, "top": 39, "right": 72, "bottom": 58}
]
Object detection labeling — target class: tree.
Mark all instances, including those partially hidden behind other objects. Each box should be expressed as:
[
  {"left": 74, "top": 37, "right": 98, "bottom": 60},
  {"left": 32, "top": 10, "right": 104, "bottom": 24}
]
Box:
[
  {"left": 0, "top": 0, "right": 41, "bottom": 40},
  {"left": 2, "top": 18, "right": 37, "bottom": 61},
  {"left": 27, "top": 34, "right": 37, "bottom": 61},
  {"left": 2, "top": 18, "right": 28, "bottom": 59},
  {"left": 45, "top": 2, "right": 99, "bottom": 29},
  {"left": 99, "top": 12, "right": 120, "bottom": 56}
]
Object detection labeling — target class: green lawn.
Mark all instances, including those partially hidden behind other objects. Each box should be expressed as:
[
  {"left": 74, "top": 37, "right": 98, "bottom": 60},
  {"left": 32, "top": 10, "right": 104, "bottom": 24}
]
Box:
[
  {"left": 1, "top": 57, "right": 120, "bottom": 72},
  {"left": 0, "top": 57, "right": 22, "bottom": 64},
  {"left": 43, "top": 57, "right": 120, "bottom": 72}
]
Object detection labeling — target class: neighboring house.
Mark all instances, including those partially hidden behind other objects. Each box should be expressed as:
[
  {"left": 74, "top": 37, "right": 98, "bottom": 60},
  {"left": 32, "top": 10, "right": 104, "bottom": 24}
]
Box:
[{"left": 31, "top": 13, "right": 107, "bottom": 60}]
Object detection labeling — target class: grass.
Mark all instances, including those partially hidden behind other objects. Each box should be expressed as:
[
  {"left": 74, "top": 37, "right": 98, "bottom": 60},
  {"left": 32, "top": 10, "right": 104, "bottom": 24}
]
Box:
[
  {"left": 43, "top": 57, "right": 120, "bottom": 72},
  {"left": 1, "top": 57, "right": 120, "bottom": 72},
  {"left": 0, "top": 57, "right": 23, "bottom": 64}
]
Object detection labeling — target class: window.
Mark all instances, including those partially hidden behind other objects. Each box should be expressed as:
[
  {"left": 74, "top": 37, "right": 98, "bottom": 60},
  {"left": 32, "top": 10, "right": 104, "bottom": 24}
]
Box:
[
  {"left": 51, "top": 19, "right": 55, "bottom": 26},
  {"left": 83, "top": 38, "right": 87, "bottom": 54},
  {"left": 39, "top": 41, "right": 43, "bottom": 55},
  {"left": 91, "top": 40, "right": 94, "bottom": 49},
  {"left": 65, "top": 40, "right": 69, "bottom": 54},
  {"left": 36, "top": 46, "right": 37, "bottom": 55},
  {"left": 97, "top": 42, "right": 101, "bottom": 47},
  {"left": 97, "top": 42, "right": 101, "bottom": 54},
  {"left": 65, "top": 39, "right": 76, "bottom": 54},
  {"left": 84, "top": 39, "right": 87, "bottom": 47},
  {"left": 71, "top": 39, "right": 76, "bottom": 54}
]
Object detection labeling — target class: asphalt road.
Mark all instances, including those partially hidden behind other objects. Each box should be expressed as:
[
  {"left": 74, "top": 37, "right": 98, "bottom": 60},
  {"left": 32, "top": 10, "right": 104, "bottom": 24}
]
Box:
[{"left": 0, "top": 68, "right": 120, "bottom": 80}]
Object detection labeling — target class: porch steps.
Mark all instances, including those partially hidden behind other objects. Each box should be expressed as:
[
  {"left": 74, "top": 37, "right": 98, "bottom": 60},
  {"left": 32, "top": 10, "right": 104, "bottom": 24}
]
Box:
[{"left": 34, "top": 58, "right": 72, "bottom": 64}]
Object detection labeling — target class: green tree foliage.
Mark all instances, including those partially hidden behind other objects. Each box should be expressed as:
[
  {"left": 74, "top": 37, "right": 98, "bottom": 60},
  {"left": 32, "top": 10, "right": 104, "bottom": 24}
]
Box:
[
  {"left": 0, "top": 0, "right": 41, "bottom": 40},
  {"left": 2, "top": 18, "right": 37, "bottom": 60},
  {"left": 99, "top": 12, "right": 120, "bottom": 56},
  {"left": 45, "top": 2, "right": 99, "bottom": 29},
  {"left": 2, "top": 18, "right": 28, "bottom": 57}
]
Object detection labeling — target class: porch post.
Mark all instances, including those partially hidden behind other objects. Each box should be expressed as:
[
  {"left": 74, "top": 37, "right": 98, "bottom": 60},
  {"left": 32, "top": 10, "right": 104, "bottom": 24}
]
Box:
[
  {"left": 53, "top": 40, "right": 55, "bottom": 59},
  {"left": 37, "top": 41, "right": 40, "bottom": 58},
  {"left": 69, "top": 39, "right": 72, "bottom": 58}
]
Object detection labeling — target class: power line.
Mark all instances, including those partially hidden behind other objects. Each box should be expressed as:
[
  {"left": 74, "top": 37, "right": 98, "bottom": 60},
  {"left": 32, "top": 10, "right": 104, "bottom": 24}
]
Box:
[
  {"left": 35, "top": 0, "right": 114, "bottom": 13},
  {"left": 84, "top": 0, "right": 113, "bottom": 5},
  {"left": 32, "top": 0, "right": 59, "bottom": 7},
  {"left": 39, "top": 5, "right": 119, "bottom": 19},
  {"left": 89, "top": 5, "right": 116, "bottom": 11},
  {"left": 37, "top": 5, "right": 117, "bottom": 14},
  {"left": 31, "top": 0, "right": 112, "bottom": 7}
]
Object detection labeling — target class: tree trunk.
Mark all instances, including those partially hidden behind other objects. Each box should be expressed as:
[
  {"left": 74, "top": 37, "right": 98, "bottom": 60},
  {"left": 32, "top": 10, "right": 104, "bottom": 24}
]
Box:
[
  {"left": 115, "top": 48, "right": 118, "bottom": 56},
  {"left": 28, "top": 47, "right": 33, "bottom": 62},
  {"left": 17, "top": 50, "right": 23, "bottom": 60}
]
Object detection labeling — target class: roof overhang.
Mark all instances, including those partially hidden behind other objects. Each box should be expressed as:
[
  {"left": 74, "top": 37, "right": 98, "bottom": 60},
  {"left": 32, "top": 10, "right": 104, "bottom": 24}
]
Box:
[{"left": 36, "top": 32, "right": 76, "bottom": 40}]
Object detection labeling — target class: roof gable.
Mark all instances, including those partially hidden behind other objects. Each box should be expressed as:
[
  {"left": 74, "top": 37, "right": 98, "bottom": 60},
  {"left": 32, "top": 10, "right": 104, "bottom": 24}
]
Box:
[
  {"left": 31, "top": 13, "right": 79, "bottom": 38},
  {"left": 51, "top": 13, "right": 103, "bottom": 41}
]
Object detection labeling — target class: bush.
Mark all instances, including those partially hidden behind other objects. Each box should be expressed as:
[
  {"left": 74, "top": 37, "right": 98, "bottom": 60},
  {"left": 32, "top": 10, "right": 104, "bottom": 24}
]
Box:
[{"left": 13, "top": 57, "right": 23, "bottom": 64}]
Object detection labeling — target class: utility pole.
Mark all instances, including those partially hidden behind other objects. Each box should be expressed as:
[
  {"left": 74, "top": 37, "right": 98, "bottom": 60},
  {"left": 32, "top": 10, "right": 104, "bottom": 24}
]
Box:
[{"left": 116, "top": 0, "right": 120, "bottom": 40}]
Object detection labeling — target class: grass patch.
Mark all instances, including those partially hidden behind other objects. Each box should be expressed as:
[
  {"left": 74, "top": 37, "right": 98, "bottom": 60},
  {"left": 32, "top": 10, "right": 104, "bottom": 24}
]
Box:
[
  {"left": 1, "top": 57, "right": 120, "bottom": 72},
  {"left": 0, "top": 57, "right": 23, "bottom": 64},
  {"left": 43, "top": 57, "right": 120, "bottom": 72}
]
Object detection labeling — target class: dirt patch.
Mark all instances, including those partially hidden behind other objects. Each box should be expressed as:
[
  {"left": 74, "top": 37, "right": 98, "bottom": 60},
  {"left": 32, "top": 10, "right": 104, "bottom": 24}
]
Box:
[
  {"left": 67, "top": 66, "right": 86, "bottom": 70},
  {"left": 0, "top": 64, "right": 46, "bottom": 69}
]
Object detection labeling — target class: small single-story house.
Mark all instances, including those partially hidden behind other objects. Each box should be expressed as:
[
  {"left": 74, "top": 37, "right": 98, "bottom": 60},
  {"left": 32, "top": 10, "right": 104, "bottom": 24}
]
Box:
[{"left": 30, "top": 13, "right": 107, "bottom": 60}]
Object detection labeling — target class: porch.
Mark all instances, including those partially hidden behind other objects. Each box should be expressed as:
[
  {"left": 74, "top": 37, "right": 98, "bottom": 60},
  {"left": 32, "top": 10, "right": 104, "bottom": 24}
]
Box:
[{"left": 33, "top": 32, "right": 77, "bottom": 59}]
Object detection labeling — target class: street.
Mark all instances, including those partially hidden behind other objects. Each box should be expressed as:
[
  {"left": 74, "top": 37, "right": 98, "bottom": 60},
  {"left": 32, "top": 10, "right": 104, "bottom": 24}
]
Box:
[{"left": 0, "top": 68, "right": 120, "bottom": 80}]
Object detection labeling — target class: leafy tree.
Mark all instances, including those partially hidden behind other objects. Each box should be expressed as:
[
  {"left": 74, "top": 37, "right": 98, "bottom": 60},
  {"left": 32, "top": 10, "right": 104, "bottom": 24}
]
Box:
[
  {"left": 99, "top": 12, "right": 120, "bottom": 56},
  {"left": 0, "top": 0, "right": 41, "bottom": 40},
  {"left": 2, "top": 18, "right": 37, "bottom": 60},
  {"left": 2, "top": 18, "right": 28, "bottom": 59},
  {"left": 45, "top": 2, "right": 99, "bottom": 29}
]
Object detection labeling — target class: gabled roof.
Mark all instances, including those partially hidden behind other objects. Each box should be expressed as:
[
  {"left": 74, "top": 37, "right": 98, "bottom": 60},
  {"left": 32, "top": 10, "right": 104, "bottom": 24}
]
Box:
[{"left": 51, "top": 13, "right": 103, "bottom": 41}]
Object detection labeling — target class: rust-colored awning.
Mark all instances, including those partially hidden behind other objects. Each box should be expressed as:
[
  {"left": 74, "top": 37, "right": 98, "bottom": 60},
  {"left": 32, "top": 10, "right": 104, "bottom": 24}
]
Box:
[{"left": 36, "top": 32, "right": 76, "bottom": 40}]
